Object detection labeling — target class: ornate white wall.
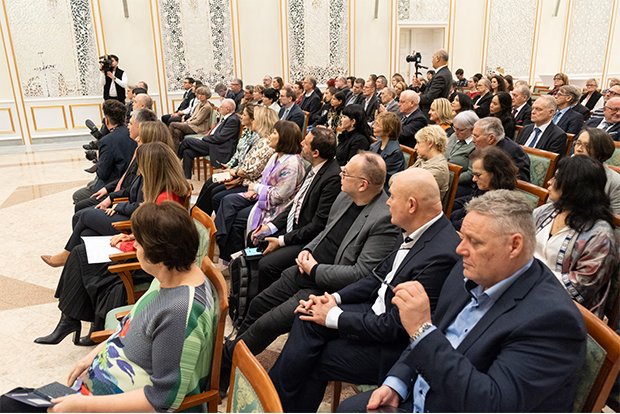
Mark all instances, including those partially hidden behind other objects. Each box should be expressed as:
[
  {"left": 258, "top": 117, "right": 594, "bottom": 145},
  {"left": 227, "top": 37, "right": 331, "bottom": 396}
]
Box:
[{"left": 397, "top": 0, "right": 449, "bottom": 22}]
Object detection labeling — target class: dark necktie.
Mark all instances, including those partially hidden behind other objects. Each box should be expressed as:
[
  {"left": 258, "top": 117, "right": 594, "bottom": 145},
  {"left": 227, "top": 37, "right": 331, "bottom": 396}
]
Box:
[{"left": 529, "top": 127, "right": 541, "bottom": 148}]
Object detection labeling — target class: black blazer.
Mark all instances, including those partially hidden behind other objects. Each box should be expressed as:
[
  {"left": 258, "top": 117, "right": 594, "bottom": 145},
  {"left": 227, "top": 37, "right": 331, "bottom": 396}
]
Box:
[
  {"left": 362, "top": 94, "right": 380, "bottom": 122},
  {"left": 96, "top": 125, "right": 136, "bottom": 186},
  {"left": 473, "top": 92, "right": 493, "bottom": 118},
  {"left": 573, "top": 103, "right": 591, "bottom": 122},
  {"left": 278, "top": 103, "right": 306, "bottom": 132},
  {"left": 518, "top": 122, "right": 567, "bottom": 156},
  {"left": 419, "top": 66, "right": 452, "bottom": 117},
  {"left": 270, "top": 158, "right": 342, "bottom": 246},
  {"left": 300, "top": 92, "right": 323, "bottom": 123},
  {"left": 579, "top": 90, "right": 603, "bottom": 111},
  {"left": 555, "top": 108, "right": 584, "bottom": 135},
  {"left": 399, "top": 108, "right": 428, "bottom": 148},
  {"left": 336, "top": 129, "right": 371, "bottom": 165},
  {"left": 345, "top": 93, "right": 365, "bottom": 107},
  {"left": 177, "top": 89, "right": 196, "bottom": 111},
  {"left": 225, "top": 89, "right": 244, "bottom": 108},
  {"left": 585, "top": 116, "right": 620, "bottom": 141},
  {"left": 514, "top": 103, "right": 532, "bottom": 126},
  {"left": 336, "top": 215, "right": 462, "bottom": 381},
  {"left": 340, "top": 86, "right": 352, "bottom": 102},
  {"left": 203, "top": 114, "right": 241, "bottom": 167},
  {"left": 496, "top": 137, "right": 531, "bottom": 182},
  {"left": 386, "top": 259, "right": 586, "bottom": 412},
  {"left": 105, "top": 155, "right": 138, "bottom": 196},
  {"left": 113, "top": 174, "right": 144, "bottom": 217}
]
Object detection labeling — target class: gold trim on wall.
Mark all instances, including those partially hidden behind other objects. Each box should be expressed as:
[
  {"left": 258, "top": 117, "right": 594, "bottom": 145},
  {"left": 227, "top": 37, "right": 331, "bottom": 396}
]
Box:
[
  {"left": 0, "top": 107, "right": 15, "bottom": 133},
  {"left": 150, "top": 0, "right": 169, "bottom": 115},
  {"left": 171, "top": 99, "right": 183, "bottom": 110},
  {"left": 30, "top": 105, "right": 68, "bottom": 132},
  {"left": 389, "top": 0, "right": 394, "bottom": 76},
  {"left": 528, "top": 0, "right": 542, "bottom": 86},
  {"left": 229, "top": 0, "right": 239, "bottom": 79},
  {"left": 278, "top": 0, "right": 286, "bottom": 79},
  {"left": 560, "top": 0, "right": 573, "bottom": 72},
  {"left": 95, "top": 0, "right": 107, "bottom": 54},
  {"left": 234, "top": 0, "right": 243, "bottom": 80},
  {"left": 601, "top": 0, "right": 618, "bottom": 86},
  {"left": 69, "top": 103, "right": 103, "bottom": 129},
  {"left": 481, "top": 0, "right": 491, "bottom": 74}
]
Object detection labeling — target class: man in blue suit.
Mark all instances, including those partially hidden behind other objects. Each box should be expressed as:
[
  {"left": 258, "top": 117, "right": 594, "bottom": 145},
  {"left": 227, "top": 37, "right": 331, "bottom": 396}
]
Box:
[
  {"left": 339, "top": 190, "right": 586, "bottom": 413},
  {"left": 278, "top": 87, "right": 306, "bottom": 132},
  {"left": 269, "top": 168, "right": 461, "bottom": 413}
]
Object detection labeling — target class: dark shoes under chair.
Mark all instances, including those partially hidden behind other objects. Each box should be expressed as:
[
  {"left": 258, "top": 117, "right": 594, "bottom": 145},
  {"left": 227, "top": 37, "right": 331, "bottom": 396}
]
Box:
[{"left": 34, "top": 314, "right": 100, "bottom": 346}]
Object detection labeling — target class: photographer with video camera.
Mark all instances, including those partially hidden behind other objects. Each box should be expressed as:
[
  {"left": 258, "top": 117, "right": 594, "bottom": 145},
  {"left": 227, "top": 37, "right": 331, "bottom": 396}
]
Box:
[{"left": 99, "top": 54, "right": 127, "bottom": 104}]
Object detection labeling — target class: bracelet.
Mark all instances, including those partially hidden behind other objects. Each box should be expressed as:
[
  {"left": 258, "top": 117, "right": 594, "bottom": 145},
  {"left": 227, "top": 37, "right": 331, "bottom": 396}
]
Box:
[{"left": 409, "top": 322, "right": 433, "bottom": 344}]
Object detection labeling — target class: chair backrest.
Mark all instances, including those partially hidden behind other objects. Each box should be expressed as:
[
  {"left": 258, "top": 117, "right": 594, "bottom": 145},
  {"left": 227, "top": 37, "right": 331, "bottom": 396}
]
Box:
[
  {"left": 443, "top": 162, "right": 462, "bottom": 217},
  {"left": 572, "top": 302, "right": 620, "bottom": 413},
  {"left": 209, "top": 102, "right": 219, "bottom": 126},
  {"left": 191, "top": 206, "right": 217, "bottom": 264},
  {"left": 521, "top": 145, "right": 559, "bottom": 188},
  {"left": 605, "top": 214, "right": 620, "bottom": 331},
  {"left": 606, "top": 142, "right": 620, "bottom": 167},
  {"left": 565, "top": 133, "right": 575, "bottom": 157},
  {"left": 400, "top": 144, "right": 416, "bottom": 168},
  {"left": 227, "top": 340, "right": 283, "bottom": 413},
  {"left": 515, "top": 179, "right": 549, "bottom": 207},
  {"left": 515, "top": 125, "right": 523, "bottom": 141},
  {"left": 183, "top": 188, "right": 192, "bottom": 210},
  {"left": 302, "top": 112, "right": 309, "bottom": 136},
  {"left": 607, "top": 164, "right": 620, "bottom": 176}
]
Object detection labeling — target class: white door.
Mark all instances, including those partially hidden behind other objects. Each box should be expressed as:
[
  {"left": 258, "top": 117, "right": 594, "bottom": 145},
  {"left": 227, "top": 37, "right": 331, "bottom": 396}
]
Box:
[{"left": 398, "top": 27, "right": 444, "bottom": 82}]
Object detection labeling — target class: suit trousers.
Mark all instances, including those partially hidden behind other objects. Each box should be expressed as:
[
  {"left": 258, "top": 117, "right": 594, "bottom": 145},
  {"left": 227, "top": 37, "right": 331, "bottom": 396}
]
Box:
[
  {"left": 257, "top": 243, "right": 304, "bottom": 291},
  {"left": 214, "top": 193, "right": 255, "bottom": 262},
  {"left": 169, "top": 122, "right": 197, "bottom": 153},
  {"left": 72, "top": 180, "right": 97, "bottom": 204},
  {"left": 178, "top": 137, "right": 210, "bottom": 179},
  {"left": 74, "top": 195, "right": 100, "bottom": 213},
  {"left": 64, "top": 208, "right": 127, "bottom": 251},
  {"left": 212, "top": 185, "right": 247, "bottom": 215},
  {"left": 336, "top": 389, "right": 413, "bottom": 413},
  {"left": 162, "top": 114, "right": 182, "bottom": 126},
  {"left": 269, "top": 304, "right": 382, "bottom": 413}
]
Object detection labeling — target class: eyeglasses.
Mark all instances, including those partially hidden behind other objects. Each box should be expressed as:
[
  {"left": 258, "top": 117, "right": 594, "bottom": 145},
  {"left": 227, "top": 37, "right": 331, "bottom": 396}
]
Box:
[
  {"left": 340, "top": 168, "right": 367, "bottom": 182},
  {"left": 604, "top": 106, "right": 620, "bottom": 113},
  {"left": 574, "top": 140, "right": 590, "bottom": 150},
  {"left": 607, "top": 90, "right": 620, "bottom": 97},
  {"left": 556, "top": 92, "right": 568, "bottom": 97},
  {"left": 472, "top": 171, "right": 487, "bottom": 178},
  {"left": 553, "top": 77, "right": 563, "bottom": 81}
]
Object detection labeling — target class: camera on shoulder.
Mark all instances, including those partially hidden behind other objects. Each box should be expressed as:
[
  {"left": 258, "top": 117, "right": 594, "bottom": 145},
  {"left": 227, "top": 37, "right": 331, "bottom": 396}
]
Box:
[{"left": 99, "top": 55, "right": 113, "bottom": 73}]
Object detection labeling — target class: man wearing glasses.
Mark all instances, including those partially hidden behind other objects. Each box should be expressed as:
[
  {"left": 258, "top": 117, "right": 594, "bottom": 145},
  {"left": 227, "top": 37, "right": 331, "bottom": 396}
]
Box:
[
  {"left": 268, "top": 168, "right": 462, "bottom": 413},
  {"left": 218, "top": 152, "right": 400, "bottom": 394},
  {"left": 586, "top": 95, "right": 620, "bottom": 141},
  {"left": 589, "top": 84, "right": 620, "bottom": 121},
  {"left": 225, "top": 78, "right": 244, "bottom": 108}
]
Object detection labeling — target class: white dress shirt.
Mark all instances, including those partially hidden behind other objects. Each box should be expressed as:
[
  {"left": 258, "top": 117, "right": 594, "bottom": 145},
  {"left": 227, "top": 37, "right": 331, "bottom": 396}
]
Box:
[{"left": 523, "top": 120, "right": 552, "bottom": 147}]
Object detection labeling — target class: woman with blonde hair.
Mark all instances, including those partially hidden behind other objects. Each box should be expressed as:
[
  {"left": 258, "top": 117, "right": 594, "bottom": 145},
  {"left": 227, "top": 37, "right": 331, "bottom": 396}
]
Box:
[
  {"left": 168, "top": 85, "right": 213, "bottom": 150},
  {"left": 429, "top": 97, "right": 454, "bottom": 136},
  {"left": 410, "top": 125, "right": 450, "bottom": 200},
  {"left": 37, "top": 142, "right": 191, "bottom": 346}
]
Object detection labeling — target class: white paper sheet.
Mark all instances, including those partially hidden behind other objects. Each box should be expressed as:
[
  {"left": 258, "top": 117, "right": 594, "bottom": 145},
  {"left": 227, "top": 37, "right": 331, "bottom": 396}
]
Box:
[{"left": 82, "top": 235, "right": 123, "bottom": 264}]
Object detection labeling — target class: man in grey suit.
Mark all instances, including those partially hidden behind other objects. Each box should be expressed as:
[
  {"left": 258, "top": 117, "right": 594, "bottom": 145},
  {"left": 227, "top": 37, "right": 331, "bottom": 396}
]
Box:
[
  {"left": 218, "top": 151, "right": 401, "bottom": 392},
  {"left": 379, "top": 88, "right": 401, "bottom": 116}
]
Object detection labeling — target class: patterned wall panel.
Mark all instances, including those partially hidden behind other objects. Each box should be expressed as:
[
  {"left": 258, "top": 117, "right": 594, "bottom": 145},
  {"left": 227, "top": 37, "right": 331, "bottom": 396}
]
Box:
[
  {"left": 486, "top": 0, "right": 537, "bottom": 78},
  {"left": 565, "top": 0, "right": 613, "bottom": 75},
  {"left": 158, "top": 0, "right": 235, "bottom": 92},
  {"left": 397, "top": 0, "right": 449, "bottom": 22},
  {"left": 4, "top": 0, "right": 100, "bottom": 98},
  {"left": 287, "top": 0, "right": 348, "bottom": 84}
]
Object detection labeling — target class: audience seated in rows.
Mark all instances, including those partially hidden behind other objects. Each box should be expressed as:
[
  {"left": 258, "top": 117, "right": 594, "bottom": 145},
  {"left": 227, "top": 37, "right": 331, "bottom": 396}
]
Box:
[
  {"left": 511, "top": 83, "right": 533, "bottom": 126},
  {"left": 214, "top": 120, "right": 306, "bottom": 262},
  {"left": 169, "top": 85, "right": 214, "bottom": 151},
  {"left": 269, "top": 168, "right": 462, "bottom": 412},
  {"left": 534, "top": 155, "right": 619, "bottom": 319},
  {"left": 312, "top": 89, "right": 345, "bottom": 133},
  {"left": 336, "top": 105, "right": 372, "bottom": 165},
  {"left": 451, "top": 146, "right": 518, "bottom": 230},
  {"left": 236, "top": 84, "right": 259, "bottom": 115},
  {"left": 37, "top": 138, "right": 189, "bottom": 345},
  {"left": 553, "top": 84, "right": 585, "bottom": 134},
  {"left": 335, "top": 75, "right": 352, "bottom": 102},
  {"left": 579, "top": 77, "right": 605, "bottom": 111},
  {"left": 370, "top": 111, "right": 406, "bottom": 192},
  {"left": 278, "top": 86, "right": 305, "bottom": 131},
  {"left": 429, "top": 97, "right": 454, "bottom": 137},
  {"left": 473, "top": 78, "right": 493, "bottom": 118},
  {"left": 473, "top": 117, "right": 530, "bottom": 181},
  {"left": 177, "top": 98, "right": 241, "bottom": 178},
  {"left": 378, "top": 87, "right": 400, "bottom": 116},
  {"left": 490, "top": 91, "right": 516, "bottom": 139},
  {"left": 573, "top": 127, "right": 620, "bottom": 213},
  {"left": 398, "top": 90, "right": 428, "bottom": 148},
  {"left": 194, "top": 106, "right": 278, "bottom": 215},
  {"left": 410, "top": 125, "right": 450, "bottom": 200},
  {"left": 518, "top": 95, "right": 567, "bottom": 155},
  {"left": 161, "top": 77, "right": 196, "bottom": 125},
  {"left": 218, "top": 152, "right": 400, "bottom": 394},
  {"left": 447, "top": 110, "right": 478, "bottom": 197},
  {"left": 300, "top": 76, "right": 323, "bottom": 123},
  {"left": 339, "top": 190, "right": 586, "bottom": 413},
  {"left": 251, "top": 127, "right": 342, "bottom": 292},
  {"left": 586, "top": 96, "right": 620, "bottom": 140}
]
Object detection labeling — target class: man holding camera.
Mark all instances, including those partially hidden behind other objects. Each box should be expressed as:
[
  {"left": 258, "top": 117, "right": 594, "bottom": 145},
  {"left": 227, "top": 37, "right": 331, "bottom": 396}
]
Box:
[{"left": 99, "top": 54, "right": 128, "bottom": 103}]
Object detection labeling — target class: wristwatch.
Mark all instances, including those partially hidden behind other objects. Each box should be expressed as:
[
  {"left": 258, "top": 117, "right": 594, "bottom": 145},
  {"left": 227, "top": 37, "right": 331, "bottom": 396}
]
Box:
[{"left": 409, "top": 322, "right": 433, "bottom": 344}]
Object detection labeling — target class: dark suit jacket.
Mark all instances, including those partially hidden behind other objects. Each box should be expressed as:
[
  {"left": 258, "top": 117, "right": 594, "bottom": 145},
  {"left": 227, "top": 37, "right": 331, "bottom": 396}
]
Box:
[
  {"left": 513, "top": 103, "right": 532, "bottom": 126},
  {"left": 177, "top": 89, "right": 196, "bottom": 111},
  {"left": 300, "top": 92, "right": 323, "bottom": 123},
  {"left": 270, "top": 158, "right": 341, "bottom": 246},
  {"left": 573, "top": 103, "right": 591, "bottom": 122},
  {"left": 96, "top": 125, "right": 136, "bottom": 186},
  {"left": 556, "top": 108, "right": 584, "bottom": 134},
  {"left": 340, "top": 86, "right": 352, "bottom": 102},
  {"left": 518, "top": 122, "right": 567, "bottom": 156},
  {"left": 226, "top": 89, "right": 244, "bottom": 108},
  {"left": 336, "top": 215, "right": 461, "bottom": 379},
  {"left": 579, "top": 90, "right": 603, "bottom": 111},
  {"left": 419, "top": 66, "right": 452, "bottom": 118},
  {"left": 386, "top": 259, "right": 586, "bottom": 412},
  {"left": 113, "top": 174, "right": 144, "bottom": 217},
  {"left": 345, "top": 93, "right": 364, "bottom": 107},
  {"left": 496, "top": 137, "right": 531, "bottom": 182},
  {"left": 336, "top": 129, "right": 371, "bottom": 166},
  {"left": 399, "top": 108, "right": 428, "bottom": 148},
  {"left": 202, "top": 114, "right": 241, "bottom": 167},
  {"left": 370, "top": 140, "right": 406, "bottom": 191},
  {"left": 362, "top": 94, "right": 380, "bottom": 122},
  {"left": 105, "top": 154, "right": 137, "bottom": 196},
  {"left": 473, "top": 92, "right": 493, "bottom": 118},
  {"left": 278, "top": 103, "right": 306, "bottom": 132},
  {"left": 585, "top": 116, "right": 620, "bottom": 141}
]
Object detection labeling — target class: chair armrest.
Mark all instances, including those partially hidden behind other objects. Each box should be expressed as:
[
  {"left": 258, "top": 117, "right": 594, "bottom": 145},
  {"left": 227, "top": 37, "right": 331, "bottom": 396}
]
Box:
[
  {"left": 112, "top": 197, "right": 129, "bottom": 205},
  {"left": 115, "top": 310, "right": 131, "bottom": 321},
  {"left": 109, "top": 251, "right": 137, "bottom": 263},
  {"left": 107, "top": 262, "right": 142, "bottom": 274},
  {"left": 175, "top": 390, "right": 220, "bottom": 412},
  {"left": 90, "top": 329, "right": 116, "bottom": 343},
  {"left": 111, "top": 220, "right": 131, "bottom": 231}
]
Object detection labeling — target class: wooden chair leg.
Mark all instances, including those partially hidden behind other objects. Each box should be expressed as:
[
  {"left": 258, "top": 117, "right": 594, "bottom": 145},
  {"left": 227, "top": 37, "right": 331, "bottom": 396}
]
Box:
[{"left": 331, "top": 381, "right": 342, "bottom": 412}]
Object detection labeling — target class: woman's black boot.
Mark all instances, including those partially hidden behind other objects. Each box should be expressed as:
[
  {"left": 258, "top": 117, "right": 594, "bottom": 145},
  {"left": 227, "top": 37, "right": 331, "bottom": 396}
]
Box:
[{"left": 34, "top": 313, "right": 81, "bottom": 345}]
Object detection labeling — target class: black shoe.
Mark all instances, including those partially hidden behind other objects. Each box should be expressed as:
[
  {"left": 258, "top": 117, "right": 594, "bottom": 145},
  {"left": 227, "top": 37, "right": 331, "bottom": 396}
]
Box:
[
  {"left": 85, "top": 150, "right": 98, "bottom": 162},
  {"left": 82, "top": 140, "right": 98, "bottom": 150},
  {"left": 85, "top": 119, "right": 103, "bottom": 140},
  {"left": 34, "top": 314, "right": 81, "bottom": 345},
  {"left": 84, "top": 164, "right": 97, "bottom": 174},
  {"left": 219, "top": 340, "right": 234, "bottom": 394},
  {"left": 76, "top": 321, "right": 98, "bottom": 346}
]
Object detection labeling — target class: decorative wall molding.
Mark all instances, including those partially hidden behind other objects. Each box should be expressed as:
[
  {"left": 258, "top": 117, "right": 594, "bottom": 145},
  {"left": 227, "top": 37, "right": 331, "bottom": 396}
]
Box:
[{"left": 397, "top": 0, "right": 449, "bottom": 22}]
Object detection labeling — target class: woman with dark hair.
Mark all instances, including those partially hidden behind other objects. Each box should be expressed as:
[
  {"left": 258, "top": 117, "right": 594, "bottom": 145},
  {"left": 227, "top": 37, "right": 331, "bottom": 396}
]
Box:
[
  {"left": 573, "top": 127, "right": 620, "bottom": 213},
  {"left": 293, "top": 81, "right": 304, "bottom": 104},
  {"left": 490, "top": 91, "right": 516, "bottom": 139},
  {"left": 336, "top": 104, "right": 372, "bottom": 165},
  {"left": 4, "top": 202, "right": 217, "bottom": 412},
  {"left": 451, "top": 92, "right": 474, "bottom": 116},
  {"left": 311, "top": 86, "right": 338, "bottom": 125},
  {"left": 370, "top": 111, "right": 405, "bottom": 191},
  {"left": 273, "top": 76, "right": 284, "bottom": 91},
  {"left": 533, "top": 155, "right": 619, "bottom": 319},
  {"left": 466, "top": 77, "right": 479, "bottom": 99},
  {"left": 450, "top": 146, "right": 518, "bottom": 230},
  {"left": 262, "top": 87, "right": 281, "bottom": 112},
  {"left": 504, "top": 74, "right": 514, "bottom": 92},
  {"left": 312, "top": 90, "right": 345, "bottom": 132},
  {"left": 347, "top": 76, "right": 356, "bottom": 89},
  {"left": 215, "top": 120, "right": 306, "bottom": 262},
  {"left": 489, "top": 74, "right": 506, "bottom": 94}
]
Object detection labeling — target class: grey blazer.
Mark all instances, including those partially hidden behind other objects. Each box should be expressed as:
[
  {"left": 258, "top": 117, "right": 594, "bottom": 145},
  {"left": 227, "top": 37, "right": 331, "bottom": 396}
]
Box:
[
  {"left": 304, "top": 190, "right": 400, "bottom": 291},
  {"left": 446, "top": 133, "right": 475, "bottom": 185}
]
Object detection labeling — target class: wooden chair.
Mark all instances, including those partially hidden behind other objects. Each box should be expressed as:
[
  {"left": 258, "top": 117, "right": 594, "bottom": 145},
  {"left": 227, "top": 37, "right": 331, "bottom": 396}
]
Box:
[
  {"left": 565, "top": 133, "right": 575, "bottom": 157},
  {"left": 515, "top": 180, "right": 549, "bottom": 207},
  {"left": 515, "top": 125, "right": 523, "bottom": 141},
  {"left": 443, "top": 162, "right": 462, "bottom": 217},
  {"left": 607, "top": 164, "right": 620, "bottom": 176},
  {"left": 606, "top": 142, "right": 620, "bottom": 167},
  {"left": 222, "top": 340, "right": 283, "bottom": 413},
  {"left": 572, "top": 302, "right": 620, "bottom": 413},
  {"left": 521, "top": 146, "right": 559, "bottom": 188},
  {"left": 400, "top": 144, "right": 416, "bottom": 168},
  {"left": 605, "top": 214, "right": 620, "bottom": 331},
  {"left": 302, "top": 111, "right": 310, "bottom": 135}
]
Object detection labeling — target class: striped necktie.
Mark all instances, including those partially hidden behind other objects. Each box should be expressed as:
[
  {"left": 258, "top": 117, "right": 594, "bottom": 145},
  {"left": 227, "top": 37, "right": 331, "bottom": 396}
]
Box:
[{"left": 286, "top": 170, "right": 315, "bottom": 232}]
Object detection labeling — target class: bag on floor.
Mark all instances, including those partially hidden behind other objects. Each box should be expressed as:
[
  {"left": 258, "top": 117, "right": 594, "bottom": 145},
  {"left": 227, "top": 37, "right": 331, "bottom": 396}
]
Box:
[{"left": 228, "top": 249, "right": 262, "bottom": 330}]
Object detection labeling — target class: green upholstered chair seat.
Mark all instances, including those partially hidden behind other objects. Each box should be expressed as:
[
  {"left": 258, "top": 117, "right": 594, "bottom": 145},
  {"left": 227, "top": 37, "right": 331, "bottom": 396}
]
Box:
[
  {"left": 403, "top": 152, "right": 411, "bottom": 168},
  {"left": 573, "top": 334, "right": 607, "bottom": 412},
  {"left": 194, "top": 219, "right": 211, "bottom": 268},
  {"left": 516, "top": 188, "right": 540, "bottom": 208},
  {"left": 230, "top": 367, "right": 264, "bottom": 413},
  {"left": 185, "top": 134, "right": 206, "bottom": 140},
  {"left": 104, "top": 304, "right": 133, "bottom": 330},
  {"left": 527, "top": 153, "right": 551, "bottom": 187},
  {"left": 607, "top": 147, "right": 620, "bottom": 167}
]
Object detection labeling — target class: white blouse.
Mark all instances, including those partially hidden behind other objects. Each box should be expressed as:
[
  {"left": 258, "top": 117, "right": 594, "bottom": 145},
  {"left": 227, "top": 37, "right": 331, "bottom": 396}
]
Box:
[{"left": 534, "top": 219, "right": 571, "bottom": 283}]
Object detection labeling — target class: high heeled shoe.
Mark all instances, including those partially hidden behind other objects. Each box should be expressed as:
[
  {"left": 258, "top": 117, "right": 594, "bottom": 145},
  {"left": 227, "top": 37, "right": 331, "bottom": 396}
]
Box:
[
  {"left": 34, "top": 313, "right": 81, "bottom": 345},
  {"left": 41, "top": 254, "right": 66, "bottom": 268},
  {"left": 76, "top": 321, "right": 97, "bottom": 346}
]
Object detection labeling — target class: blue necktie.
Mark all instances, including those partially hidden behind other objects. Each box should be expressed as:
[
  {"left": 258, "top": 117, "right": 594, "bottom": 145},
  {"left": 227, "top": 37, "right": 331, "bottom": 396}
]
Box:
[
  {"left": 552, "top": 110, "right": 561, "bottom": 124},
  {"left": 529, "top": 128, "right": 541, "bottom": 148}
]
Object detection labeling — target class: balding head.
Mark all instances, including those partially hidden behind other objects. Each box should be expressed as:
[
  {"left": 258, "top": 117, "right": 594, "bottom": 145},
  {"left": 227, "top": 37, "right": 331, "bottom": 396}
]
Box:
[
  {"left": 388, "top": 168, "right": 443, "bottom": 233},
  {"left": 432, "top": 49, "right": 449, "bottom": 69},
  {"left": 133, "top": 93, "right": 153, "bottom": 110},
  {"left": 219, "top": 98, "right": 236, "bottom": 115},
  {"left": 398, "top": 90, "right": 420, "bottom": 116},
  {"left": 603, "top": 97, "right": 620, "bottom": 124},
  {"left": 341, "top": 152, "right": 386, "bottom": 205}
]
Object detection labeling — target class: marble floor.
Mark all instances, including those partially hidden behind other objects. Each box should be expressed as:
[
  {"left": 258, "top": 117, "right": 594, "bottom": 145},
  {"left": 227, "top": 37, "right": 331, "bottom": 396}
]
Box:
[{"left": 0, "top": 138, "right": 353, "bottom": 412}]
